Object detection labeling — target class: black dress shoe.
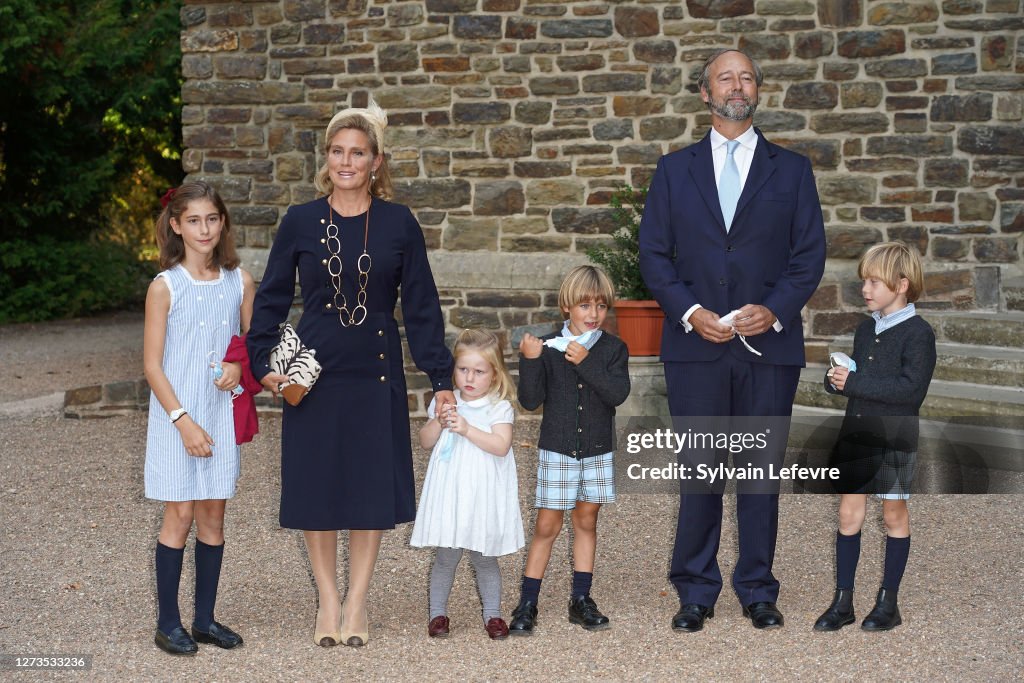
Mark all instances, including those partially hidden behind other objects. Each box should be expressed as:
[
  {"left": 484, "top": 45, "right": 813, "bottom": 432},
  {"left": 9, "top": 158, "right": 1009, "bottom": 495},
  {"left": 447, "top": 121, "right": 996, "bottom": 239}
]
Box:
[
  {"left": 861, "top": 587, "right": 902, "bottom": 631},
  {"left": 508, "top": 599, "right": 538, "bottom": 636},
  {"left": 813, "top": 589, "right": 855, "bottom": 632},
  {"left": 568, "top": 595, "right": 610, "bottom": 631},
  {"left": 155, "top": 626, "right": 198, "bottom": 655},
  {"left": 742, "top": 601, "right": 784, "bottom": 629},
  {"left": 191, "top": 621, "right": 244, "bottom": 649},
  {"left": 671, "top": 603, "right": 714, "bottom": 632}
]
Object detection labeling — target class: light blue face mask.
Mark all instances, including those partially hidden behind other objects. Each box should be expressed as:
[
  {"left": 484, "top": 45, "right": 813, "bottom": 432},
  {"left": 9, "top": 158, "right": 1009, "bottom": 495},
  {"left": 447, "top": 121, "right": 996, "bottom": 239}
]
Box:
[
  {"left": 830, "top": 351, "right": 857, "bottom": 372},
  {"left": 543, "top": 321, "right": 602, "bottom": 352}
]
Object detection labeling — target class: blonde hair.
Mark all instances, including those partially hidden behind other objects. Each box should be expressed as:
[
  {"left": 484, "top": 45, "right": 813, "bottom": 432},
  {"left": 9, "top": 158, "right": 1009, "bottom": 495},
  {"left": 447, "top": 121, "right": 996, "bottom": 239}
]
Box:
[
  {"left": 452, "top": 329, "right": 516, "bottom": 403},
  {"left": 858, "top": 241, "right": 925, "bottom": 303},
  {"left": 558, "top": 265, "right": 616, "bottom": 313},
  {"left": 314, "top": 98, "right": 394, "bottom": 200},
  {"left": 154, "top": 181, "right": 239, "bottom": 271}
]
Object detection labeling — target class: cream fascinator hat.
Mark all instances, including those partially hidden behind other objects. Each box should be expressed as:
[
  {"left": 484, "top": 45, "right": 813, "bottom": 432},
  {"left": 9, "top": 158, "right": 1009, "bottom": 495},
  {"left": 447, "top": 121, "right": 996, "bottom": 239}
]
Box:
[{"left": 325, "top": 98, "right": 388, "bottom": 153}]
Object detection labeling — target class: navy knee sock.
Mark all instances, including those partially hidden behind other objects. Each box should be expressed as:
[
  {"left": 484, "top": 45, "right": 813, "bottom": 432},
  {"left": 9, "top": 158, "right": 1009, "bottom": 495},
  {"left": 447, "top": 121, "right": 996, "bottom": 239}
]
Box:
[
  {"left": 520, "top": 576, "right": 542, "bottom": 605},
  {"left": 835, "top": 531, "right": 861, "bottom": 590},
  {"left": 571, "top": 571, "right": 593, "bottom": 599},
  {"left": 881, "top": 535, "right": 910, "bottom": 592},
  {"left": 193, "top": 539, "right": 225, "bottom": 631},
  {"left": 155, "top": 542, "right": 185, "bottom": 635}
]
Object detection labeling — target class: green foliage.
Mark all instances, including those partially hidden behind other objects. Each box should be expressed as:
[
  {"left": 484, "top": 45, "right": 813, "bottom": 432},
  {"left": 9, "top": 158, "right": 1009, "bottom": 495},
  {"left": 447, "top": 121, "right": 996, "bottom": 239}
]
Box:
[
  {"left": 585, "top": 185, "right": 653, "bottom": 301},
  {"left": 0, "top": 238, "right": 156, "bottom": 323},
  {"left": 0, "top": 0, "right": 182, "bottom": 241}
]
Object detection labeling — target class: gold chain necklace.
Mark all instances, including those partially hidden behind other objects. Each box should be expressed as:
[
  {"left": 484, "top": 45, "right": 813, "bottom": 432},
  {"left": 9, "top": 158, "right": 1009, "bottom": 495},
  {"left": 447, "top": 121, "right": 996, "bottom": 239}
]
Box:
[{"left": 324, "top": 196, "right": 371, "bottom": 327}]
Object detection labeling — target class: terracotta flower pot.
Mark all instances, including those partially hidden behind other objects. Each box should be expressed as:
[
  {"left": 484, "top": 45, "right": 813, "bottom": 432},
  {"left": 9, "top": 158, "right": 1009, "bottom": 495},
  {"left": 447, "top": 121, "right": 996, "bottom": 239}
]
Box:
[{"left": 614, "top": 300, "right": 664, "bottom": 357}]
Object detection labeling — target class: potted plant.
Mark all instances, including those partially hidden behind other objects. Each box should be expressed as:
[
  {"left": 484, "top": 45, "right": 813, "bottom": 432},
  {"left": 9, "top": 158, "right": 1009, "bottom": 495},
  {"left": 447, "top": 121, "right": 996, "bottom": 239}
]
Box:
[{"left": 586, "top": 185, "right": 664, "bottom": 356}]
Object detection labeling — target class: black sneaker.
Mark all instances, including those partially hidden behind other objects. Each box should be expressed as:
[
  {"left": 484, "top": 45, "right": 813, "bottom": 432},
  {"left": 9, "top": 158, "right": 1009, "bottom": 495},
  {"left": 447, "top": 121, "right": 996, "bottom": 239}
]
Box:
[
  {"left": 568, "top": 595, "right": 610, "bottom": 631},
  {"left": 508, "top": 599, "right": 538, "bottom": 636}
]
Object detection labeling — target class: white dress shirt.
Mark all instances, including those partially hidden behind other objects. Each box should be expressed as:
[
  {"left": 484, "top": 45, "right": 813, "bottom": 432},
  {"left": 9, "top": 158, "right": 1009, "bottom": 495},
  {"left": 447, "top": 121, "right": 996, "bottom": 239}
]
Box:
[{"left": 682, "top": 125, "right": 783, "bottom": 337}]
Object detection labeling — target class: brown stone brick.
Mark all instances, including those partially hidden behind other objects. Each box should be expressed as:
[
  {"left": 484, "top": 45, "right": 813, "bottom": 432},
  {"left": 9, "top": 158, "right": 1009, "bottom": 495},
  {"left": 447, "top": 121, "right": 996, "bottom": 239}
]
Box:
[
  {"left": 911, "top": 206, "right": 954, "bottom": 222},
  {"left": 583, "top": 73, "right": 646, "bottom": 93},
  {"left": 502, "top": 235, "right": 574, "bottom": 252},
  {"left": 557, "top": 55, "right": 605, "bottom": 72},
  {"left": 840, "top": 82, "right": 883, "bottom": 108},
  {"left": 981, "top": 35, "right": 1013, "bottom": 71},
  {"left": 886, "top": 96, "right": 929, "bottom": 111},
  {"left": 740, "top": 34, "right": 792, "bottom": 61},
  {"left": 513, "top": 161, "right": 572, "bottom": 178},
  {"left": 814, "top": 312, "right": 871, "bottom": 336},
  {"left": 540, "top": 19, "right": 613, "bottom": 38},
  {"left": 818, "top": 0, "right": 861, "bottom": 26},
  {"left": 837, "top": 30, "right": 906, "bottom": 58},
  {"left": 930, "top": 93, "right": 993, "bottom": 122},
  {"left": 973, "top": 237, "right": 1019, "bottom": 262},
  {"left": 823, "top": 62, "right": 859, "bottom": 80},
  {"left": 551, "top": 207, "right": 617, "bottom": 234},
  {"left": 529, "top": 77, "right": 580, "bottom": 96},
  {"left": 809, "top": 113, "right": 888, "bottom": 134},
  {"left": 817, "top": 176, "right": 877, "bottom": 205},
  {"left": 474, "top": 181, "right": 526, "bottom": 216},
  {"left": 182, "top": 55, "right": 213, "bottom": 80},
  {"left": 614, "top": 6, "right": 660, "bottom": 37},
  {"left": 634, "top": 41, "right": 678, "bottom": 64},
  {"left": 894, "top": 113, "right": 927, "bottom": 133},
  {"left": 807, "top": 283, "right": 839, "bottom": 309},
  {"left": 686, "top": 0, "right": 756, "bottom": 19},
  {"left": 794, "top": 31, "right": 835, "bottom": 59},
  {"left": 866, "top": 135, "right": 952, "bottom": 157},
  {"left": 932, "top": 236, "right": 969, "bottom": 260},
  {"left": 826, "top": 226, "right": 884, "bottom": 258},
  {"left": 444, "top": 217, "right": 499, "bottom": 252},
  {"left": 527, "top": 179, "right": 585, "bottom": 206},
  {"left": 613, "top": 96, "right": 665, "bottom": 116},
  {"left": 958, "top": 192, "right": 997, "bottom": 222},
  {"left": 183, "top": 125, "right": 234, "bottom": 148},
  {"left": 784, "top": 82, "right": 839, "bottom": 109},
  {"left": 393, "top": 179, "right": 472, "bottom": 208},
  {"left": 284, "top": 0, "right": 326, "bottom": 22},
  {"left": 1000, "top": 203, "right": 1024, "bottom": 233},
  {"left": 867, "top": 2, "right": 939, "bottom": 25},
  {"left": 181, "top": 29, "right": 239, "bottom": 53}
]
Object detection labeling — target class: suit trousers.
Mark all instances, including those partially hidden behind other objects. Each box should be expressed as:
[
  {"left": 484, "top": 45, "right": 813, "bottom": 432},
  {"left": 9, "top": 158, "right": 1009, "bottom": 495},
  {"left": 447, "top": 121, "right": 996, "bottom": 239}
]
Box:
[{"left": 665, "top": 352, "right": 800, "bottom": 607}]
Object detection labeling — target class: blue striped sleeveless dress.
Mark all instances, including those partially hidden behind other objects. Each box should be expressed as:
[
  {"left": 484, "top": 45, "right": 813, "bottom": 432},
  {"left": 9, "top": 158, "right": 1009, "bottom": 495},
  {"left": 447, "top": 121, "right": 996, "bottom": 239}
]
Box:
[{"left": 145, "top": 264, "right": 242, "bottom": 501}]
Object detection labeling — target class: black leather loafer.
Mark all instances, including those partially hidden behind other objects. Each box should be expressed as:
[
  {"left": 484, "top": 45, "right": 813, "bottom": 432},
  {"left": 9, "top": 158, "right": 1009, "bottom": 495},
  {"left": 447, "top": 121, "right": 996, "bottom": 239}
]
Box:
[
  {"left": 508, "top": 599, "right": 538, "bottom": 636},
  {"left": 155, "top": 626, "right": 198, "bottom": 655},
  {"left": 671, "top": 603, "right": 714, "bottom": 632},
  {"left": 568, "top": 596, "right": 610, "bottom": 631},
  {"left": 813, "top": 589, "right": 855, "bottom": 632},
  {"left": 191, "top": 621, "right": 244, "bottom": 649},
  {"left": 742, "top": 601, "right": 784, "bottom": 629},
  {"left": 861, "top": 588, "right": 902, "bottom": 631}
]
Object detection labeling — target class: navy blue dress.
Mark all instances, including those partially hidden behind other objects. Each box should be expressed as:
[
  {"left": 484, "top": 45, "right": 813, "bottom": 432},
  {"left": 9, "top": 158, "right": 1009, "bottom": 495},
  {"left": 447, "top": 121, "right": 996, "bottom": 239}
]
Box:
[{"left": 248, "top": 196, "right": 453, "bottom": 530}]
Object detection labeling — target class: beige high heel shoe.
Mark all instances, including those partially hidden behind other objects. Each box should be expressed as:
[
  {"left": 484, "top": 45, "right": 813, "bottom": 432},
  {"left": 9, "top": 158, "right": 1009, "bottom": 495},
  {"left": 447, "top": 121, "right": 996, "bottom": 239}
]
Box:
[
  {"left": 313, "top": 603, "right": 342, "bottom": 647},
  {"left": 340, "top": 601, "right": 369, "bottom": 647}
]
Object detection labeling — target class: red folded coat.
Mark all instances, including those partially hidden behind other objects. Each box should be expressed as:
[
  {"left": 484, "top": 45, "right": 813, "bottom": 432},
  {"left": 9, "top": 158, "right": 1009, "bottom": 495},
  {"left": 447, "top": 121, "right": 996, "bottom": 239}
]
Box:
[{"left": 223, "top": 333, "right": 263, "bottom": 445}]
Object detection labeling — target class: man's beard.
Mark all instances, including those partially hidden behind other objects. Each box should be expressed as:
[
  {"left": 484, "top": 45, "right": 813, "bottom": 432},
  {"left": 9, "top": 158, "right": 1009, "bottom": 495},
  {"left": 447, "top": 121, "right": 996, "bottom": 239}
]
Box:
[{"left": 707, "top": 91, "right": 757, "bottom": 121}]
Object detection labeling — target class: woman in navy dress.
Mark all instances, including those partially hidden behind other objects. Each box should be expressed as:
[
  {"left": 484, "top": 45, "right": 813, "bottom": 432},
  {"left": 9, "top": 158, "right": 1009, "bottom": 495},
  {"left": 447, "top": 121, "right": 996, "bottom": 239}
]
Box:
[{"left": 247, "top": 100, "right": 454, "bottom": 648}]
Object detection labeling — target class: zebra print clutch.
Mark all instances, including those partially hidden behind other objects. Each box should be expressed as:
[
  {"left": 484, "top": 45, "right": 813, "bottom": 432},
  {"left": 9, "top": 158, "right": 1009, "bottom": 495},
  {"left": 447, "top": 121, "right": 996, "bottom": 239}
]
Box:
[{"left": 269, "top": 323, "right": 322, "bottom": 407}]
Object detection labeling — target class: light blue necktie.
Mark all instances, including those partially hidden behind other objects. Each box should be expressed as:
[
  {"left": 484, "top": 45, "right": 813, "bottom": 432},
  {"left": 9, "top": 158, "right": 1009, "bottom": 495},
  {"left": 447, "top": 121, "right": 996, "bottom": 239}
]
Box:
[{"left": 719, "top": 139, "right": 741, "bottom": 232}]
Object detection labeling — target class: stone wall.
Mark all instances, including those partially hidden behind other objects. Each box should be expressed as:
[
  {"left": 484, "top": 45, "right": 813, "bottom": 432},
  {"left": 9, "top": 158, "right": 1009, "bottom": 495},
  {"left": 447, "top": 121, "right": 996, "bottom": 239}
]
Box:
[{"left": 180, "top": 0, "right": 1024, "bottom": 412}]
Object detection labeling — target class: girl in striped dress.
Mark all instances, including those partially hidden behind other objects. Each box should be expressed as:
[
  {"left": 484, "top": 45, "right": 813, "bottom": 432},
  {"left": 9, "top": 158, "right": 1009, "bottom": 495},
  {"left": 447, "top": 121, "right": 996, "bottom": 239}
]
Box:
[{"left": 143, "top": 181, "right": 254, "bottom": 655}]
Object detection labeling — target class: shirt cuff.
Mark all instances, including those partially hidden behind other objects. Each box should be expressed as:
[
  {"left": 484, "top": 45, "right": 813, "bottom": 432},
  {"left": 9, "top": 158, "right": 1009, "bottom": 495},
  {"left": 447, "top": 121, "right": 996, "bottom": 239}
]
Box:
[
  {"left": 681, "top": 304, "right": 701, "bottom": 333},
  {"left": 772, "top": 319, "right": 783, "bottom": 333}
]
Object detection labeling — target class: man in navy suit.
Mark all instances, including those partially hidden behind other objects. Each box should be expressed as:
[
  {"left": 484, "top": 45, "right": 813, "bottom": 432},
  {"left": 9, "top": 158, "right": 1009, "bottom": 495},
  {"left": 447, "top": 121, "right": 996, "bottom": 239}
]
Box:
[{"left": 639, "top": 49, "right": 826, "bottom": 632}]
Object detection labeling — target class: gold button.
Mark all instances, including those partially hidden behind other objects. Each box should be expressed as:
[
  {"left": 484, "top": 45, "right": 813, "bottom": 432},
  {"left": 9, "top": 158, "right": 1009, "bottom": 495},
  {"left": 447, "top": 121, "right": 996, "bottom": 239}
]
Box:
[
  {"left": 320, "top": 218, "right": 325, "bottom": 224},
  {"left": 326, "top": 303, "right": 332, "bottom": 309},
  {"left": 379, "top": 353, "right": 385, "bottom": 360},
  {"left": 378, "top": 329, "right": 384, "bottom": 336},
  {"left": 379, "top": 375, "right": 386, "bottom": 383}
]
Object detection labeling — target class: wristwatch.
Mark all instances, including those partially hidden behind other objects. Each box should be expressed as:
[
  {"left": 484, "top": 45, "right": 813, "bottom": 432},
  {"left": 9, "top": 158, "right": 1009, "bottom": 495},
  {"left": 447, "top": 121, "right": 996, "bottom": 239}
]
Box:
[{"left": 169, "top": 408, "right": 188, "bottom": 423}]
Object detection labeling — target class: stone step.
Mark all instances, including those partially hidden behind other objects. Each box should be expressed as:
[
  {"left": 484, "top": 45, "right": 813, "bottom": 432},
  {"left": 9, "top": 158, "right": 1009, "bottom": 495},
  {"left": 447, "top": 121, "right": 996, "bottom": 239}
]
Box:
[
  {"left": 796, "top": 365, "right": 1024, "bottom": 421},
  {"left": 807, "top": 337, "right": 1024, "bottom": 388},
  {"left": 923, "top": 310, "right": 1024, "bottom": 349}
]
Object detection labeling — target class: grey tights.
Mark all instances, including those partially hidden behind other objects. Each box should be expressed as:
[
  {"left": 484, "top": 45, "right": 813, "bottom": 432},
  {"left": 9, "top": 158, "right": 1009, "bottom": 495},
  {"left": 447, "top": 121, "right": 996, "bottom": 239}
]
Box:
[{"left": 429, "top": 547, "right": 502, "bottom": 622}]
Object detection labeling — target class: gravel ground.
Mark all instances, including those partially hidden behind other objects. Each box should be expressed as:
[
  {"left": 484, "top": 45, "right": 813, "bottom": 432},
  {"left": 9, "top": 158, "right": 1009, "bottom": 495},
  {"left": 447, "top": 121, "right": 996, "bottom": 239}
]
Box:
[{"left": 0, "top": 315, "right": 1021, "bottom": 681}]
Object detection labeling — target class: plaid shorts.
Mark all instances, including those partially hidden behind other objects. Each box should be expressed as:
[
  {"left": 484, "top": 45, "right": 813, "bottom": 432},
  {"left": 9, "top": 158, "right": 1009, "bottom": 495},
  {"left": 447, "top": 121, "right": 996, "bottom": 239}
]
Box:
[
  {"left": 873, "top": 449, "right": 916, "bottom": 500},
  {"left": 535, "top": 449, "right": 615, "bottom": 510}
]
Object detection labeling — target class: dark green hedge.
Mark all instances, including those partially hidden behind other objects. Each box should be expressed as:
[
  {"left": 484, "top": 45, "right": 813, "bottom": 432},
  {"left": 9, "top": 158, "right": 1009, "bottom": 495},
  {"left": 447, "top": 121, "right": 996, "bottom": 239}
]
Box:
[{"left": 0, "top": 238, "right": 156, "bottom": 323}]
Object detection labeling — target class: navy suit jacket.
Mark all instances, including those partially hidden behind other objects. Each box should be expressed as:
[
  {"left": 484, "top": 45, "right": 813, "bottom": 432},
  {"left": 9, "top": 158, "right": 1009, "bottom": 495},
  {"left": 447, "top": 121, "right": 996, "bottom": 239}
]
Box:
[{"left": 638, "top": 128, "right": 826, "bottom": 367}]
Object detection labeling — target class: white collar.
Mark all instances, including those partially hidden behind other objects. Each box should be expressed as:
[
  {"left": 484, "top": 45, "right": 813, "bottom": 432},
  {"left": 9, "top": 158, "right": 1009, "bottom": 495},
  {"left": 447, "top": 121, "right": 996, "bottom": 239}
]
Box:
[{"left": 710, "top": 125, "right": 757, "bottom": 152}]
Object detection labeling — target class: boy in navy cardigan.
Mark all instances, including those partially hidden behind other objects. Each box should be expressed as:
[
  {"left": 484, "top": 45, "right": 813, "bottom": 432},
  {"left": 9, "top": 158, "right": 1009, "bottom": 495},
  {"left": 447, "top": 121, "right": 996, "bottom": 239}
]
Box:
[
  {"left": 815, "top": 242, "right": 936, "bottom": 632},
  {"left": 510, "top": 265, "right": 630, "bottom": 635}
]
